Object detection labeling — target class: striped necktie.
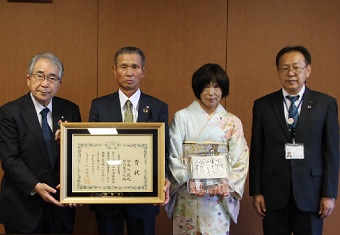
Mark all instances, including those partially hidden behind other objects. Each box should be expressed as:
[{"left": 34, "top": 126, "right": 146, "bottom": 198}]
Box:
[{"left": 286, "top": 95, "right": 300, "bottom": 129}]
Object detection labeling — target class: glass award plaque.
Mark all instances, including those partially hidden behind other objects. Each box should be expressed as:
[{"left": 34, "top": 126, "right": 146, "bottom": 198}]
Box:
[{"left": 183, "top": 142, "right": 234, "bottom": 194}]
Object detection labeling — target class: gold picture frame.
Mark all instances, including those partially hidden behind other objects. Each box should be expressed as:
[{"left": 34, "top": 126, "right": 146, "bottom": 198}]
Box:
[{"left": 60, "top": 122, "right": 165, "bottom": 204}]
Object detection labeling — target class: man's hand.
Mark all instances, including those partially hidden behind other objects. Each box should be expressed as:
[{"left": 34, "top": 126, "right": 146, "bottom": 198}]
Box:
[
  {"left": 319, "top": 197, "right": 335, "bottom": 218},
  {"left": 55, "top": 129, "right": 61, "bottom": 142},
  {"left": 55, "top": 184, "right": 81, "bottom": 207},
  {"left": 160, "top": 178, "right": 171, "bottom": 206},
  {"left": 34, "top": 183, "right": 63, "bottom": 207},
  {"left": 253, "top": 194, "right": 266, "bottom": 218},
  {"left": 55, "top": 120, "right": 67, "bottom": 143}
]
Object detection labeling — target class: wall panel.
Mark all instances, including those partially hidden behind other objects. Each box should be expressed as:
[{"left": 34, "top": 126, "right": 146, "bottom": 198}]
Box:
[
  {"left": 0, "top": 0, "right": 98, "bottom": 121},
  {"left": 0, "top": 0, "right": 98, "bottom": 234},
  {"left": 227, "top": 0, "right": 340, "bottom": 234}
]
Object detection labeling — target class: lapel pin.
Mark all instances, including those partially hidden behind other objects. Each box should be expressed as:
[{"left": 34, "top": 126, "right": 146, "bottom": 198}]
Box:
[
  {"left": 143, "top": 106, "right": 150, "bottom": 113},
  {"left": 58, "top": 116, "right": 66, "bottom": 126},
  {"left": 307, "top": 100, "right": 314, "bottom": 109},
  {"left": 308, "top": 101, "right": 313, "bottom": 109}
]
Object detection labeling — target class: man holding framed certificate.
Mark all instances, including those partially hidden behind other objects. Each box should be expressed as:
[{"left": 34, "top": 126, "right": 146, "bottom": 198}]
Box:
[
  {"left": 88, "top": 46, "right": 170, "bottom": 235},
  {"left": 0, "top": 52, "right": 81, "bottom": 234}
]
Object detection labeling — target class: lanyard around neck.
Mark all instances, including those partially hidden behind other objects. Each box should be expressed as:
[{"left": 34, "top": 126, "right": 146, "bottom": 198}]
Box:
[{"left": 283, "top": 94, "right": 304, "bottom": 116}]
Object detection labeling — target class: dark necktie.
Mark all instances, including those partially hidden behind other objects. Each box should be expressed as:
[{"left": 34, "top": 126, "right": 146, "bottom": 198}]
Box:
[
  {"left": 124, "top": 100, "right": 134, "bottom": 122},
  {"left": 286, "top": 95, "right": 300, "bottom": 129},
  {"left": 40, "top": 108, "right": 53, "bottom": 166}
]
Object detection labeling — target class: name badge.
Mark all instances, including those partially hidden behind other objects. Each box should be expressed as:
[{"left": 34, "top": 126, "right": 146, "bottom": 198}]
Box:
[{"left": 285, "top": 143, "right": 304, "bottom": 159}]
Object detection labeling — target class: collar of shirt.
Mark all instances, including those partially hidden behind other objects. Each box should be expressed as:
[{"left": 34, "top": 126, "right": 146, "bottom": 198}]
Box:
[
  {"left": 282, "top": 86, "right": 305, "bottom": 105},
  {"left": 30, "top": 92, "right": 53, "bottom": 128},
  {"left": 118, "top": 89, "right": 141, "bottom": 121},
  {"left": 281, "top": 86, "right": 305, "bottom": 123},
  {"left": 118, "top": 89, "right": 141, "bottom": 108}
]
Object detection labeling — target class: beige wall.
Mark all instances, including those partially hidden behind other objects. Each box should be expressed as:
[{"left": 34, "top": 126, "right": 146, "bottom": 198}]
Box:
[{"left": 0, "top": 0, "right": 339, "bottom": 234}]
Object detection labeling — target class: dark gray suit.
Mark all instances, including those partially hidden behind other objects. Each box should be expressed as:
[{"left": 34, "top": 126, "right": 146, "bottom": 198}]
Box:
[
  {"left": 89, "top": 91, "right": 169, "bottom": 234},
  {"left": 249, "top": 87, "right": 339, "bottom": 234},
  {"left": 0, "top": 93, "right": 81, "bottom": 233}
]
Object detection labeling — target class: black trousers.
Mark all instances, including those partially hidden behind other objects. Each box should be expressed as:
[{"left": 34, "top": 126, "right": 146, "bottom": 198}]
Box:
[
  {"left": 263, "top": 192, "right": 323, "bottom": 235},
  {"left": 96, "top": 209, "right": 156, "bottom": 235},
  {"left": 5, "top": 203, "right": 73, "bottom": 234}
]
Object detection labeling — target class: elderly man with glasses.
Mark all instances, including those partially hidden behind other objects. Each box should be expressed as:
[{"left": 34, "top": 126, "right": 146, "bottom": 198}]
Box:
[{"left": 0, "top": 52, "right": 81, "bottom": 234}]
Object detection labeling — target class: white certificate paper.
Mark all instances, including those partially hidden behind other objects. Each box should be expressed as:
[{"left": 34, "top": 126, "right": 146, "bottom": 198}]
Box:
[{"left": 72, "top": 134, "right": 153, "bottom": 192}]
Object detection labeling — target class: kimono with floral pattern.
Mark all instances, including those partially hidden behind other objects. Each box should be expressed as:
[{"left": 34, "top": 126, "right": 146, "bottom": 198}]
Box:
[{"left": 166, "top": 101, "right": 249, "bottom": 235}]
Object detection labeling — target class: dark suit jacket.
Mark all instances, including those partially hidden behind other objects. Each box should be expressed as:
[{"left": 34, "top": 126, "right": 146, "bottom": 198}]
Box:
[
  {"left": 249, "top": 87, "right": 339, "bottom": 212},
  {"left": 0, "top": 93, "right": 81, "bottom": 232},
  {"left": 89, "top": 91, "right": 169, "bottom": 219}
]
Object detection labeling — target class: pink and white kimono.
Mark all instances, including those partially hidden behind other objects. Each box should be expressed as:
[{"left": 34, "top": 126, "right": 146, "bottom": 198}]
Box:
[{"left": 166, "top": 101, "right": 249, "bottom": 235}]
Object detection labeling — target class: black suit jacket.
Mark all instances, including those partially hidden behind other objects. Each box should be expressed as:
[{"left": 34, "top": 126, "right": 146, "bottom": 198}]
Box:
[
  {"left": 0, "top": 93, "right": 81, "bottom": 232},
  {"left": 249, "top": 87, "right": 339, "bottom": 212},
  {"left": 89, "top": 91, "right": 169, "bottom": 219}
]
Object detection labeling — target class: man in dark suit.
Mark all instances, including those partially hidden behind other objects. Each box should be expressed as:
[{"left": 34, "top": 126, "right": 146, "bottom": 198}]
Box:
[
  {"left": 89, "top": 46, "right": 170, "bottom": 235},
  {"left": 0, "top": 52, "right": 81, "bottom": 234},
  {"left": 249, "top": 46, "right": 339, "bottom": 235}
]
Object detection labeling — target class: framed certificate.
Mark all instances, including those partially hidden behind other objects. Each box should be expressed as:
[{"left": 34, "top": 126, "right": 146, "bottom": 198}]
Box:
[{"left": 59, "top": 122, "right": 165, "bottom": 204}]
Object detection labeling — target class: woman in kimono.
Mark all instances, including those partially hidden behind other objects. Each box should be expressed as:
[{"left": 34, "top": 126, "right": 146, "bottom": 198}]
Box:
[{"left": 166, "top": 63, "right": 249, "bottom": 234}]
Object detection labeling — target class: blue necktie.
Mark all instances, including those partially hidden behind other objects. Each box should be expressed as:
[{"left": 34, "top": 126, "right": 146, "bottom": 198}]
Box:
[
  {"left": 287, "top": 95, "right": 300, "bottom": 129},
  {"left": 40, "top": 108, "right": 53, "bottom": 166}
]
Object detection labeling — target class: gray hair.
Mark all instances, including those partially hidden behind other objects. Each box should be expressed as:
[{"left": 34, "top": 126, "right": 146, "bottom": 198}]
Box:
[
  {"left": 114, "top": 46, "right": 146, "bottom": 67},
  {"left": 28, "top": 52, "right": 64, "bottom": 80}
]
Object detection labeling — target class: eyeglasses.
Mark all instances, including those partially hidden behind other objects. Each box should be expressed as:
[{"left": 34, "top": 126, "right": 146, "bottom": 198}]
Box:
[
  {"left": 31, "top": 73, "right": 60, "bottom": 83},
  {"left": 279, "top": 65, "right": 307, "bottom": 75}
]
